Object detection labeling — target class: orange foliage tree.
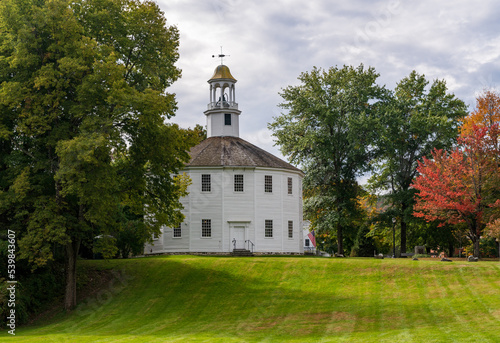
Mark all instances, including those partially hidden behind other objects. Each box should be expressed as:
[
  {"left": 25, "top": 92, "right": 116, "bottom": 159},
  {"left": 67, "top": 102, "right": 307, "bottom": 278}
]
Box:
[
  {"left": 461, "top": 90, "right": 500, "bottom": 133},
  {"left": 485, "top": 203, "right": 500, "bottom": 240},
  {"left": 462, "top": 90, "right": 500, "bottom": 243},
  {"left": 412, "top": 124, "right": 500, "bottom": 257}
]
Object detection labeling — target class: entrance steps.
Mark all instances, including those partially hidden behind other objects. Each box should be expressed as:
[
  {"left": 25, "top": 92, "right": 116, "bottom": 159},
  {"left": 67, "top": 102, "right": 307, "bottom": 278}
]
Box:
[{"left": 231, "top": 249, "right": 254, "bottom": 257}]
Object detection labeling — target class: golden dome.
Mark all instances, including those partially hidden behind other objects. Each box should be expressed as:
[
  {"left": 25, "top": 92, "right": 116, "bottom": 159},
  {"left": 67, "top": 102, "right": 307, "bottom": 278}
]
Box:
[{"left": 209, "top": 65, "right": 236, "bottom": 82}]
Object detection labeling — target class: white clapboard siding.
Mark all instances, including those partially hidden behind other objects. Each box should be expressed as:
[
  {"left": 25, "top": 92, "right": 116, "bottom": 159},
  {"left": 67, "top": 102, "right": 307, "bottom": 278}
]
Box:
[{"left": 145, "top": 166, "right": 303, "bottom": 255}]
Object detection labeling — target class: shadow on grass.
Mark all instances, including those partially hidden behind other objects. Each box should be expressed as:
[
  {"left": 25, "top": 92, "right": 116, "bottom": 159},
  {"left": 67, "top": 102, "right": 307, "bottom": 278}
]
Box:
[{"left": 15, "top": 255, "right": 500, "bottom": 342}]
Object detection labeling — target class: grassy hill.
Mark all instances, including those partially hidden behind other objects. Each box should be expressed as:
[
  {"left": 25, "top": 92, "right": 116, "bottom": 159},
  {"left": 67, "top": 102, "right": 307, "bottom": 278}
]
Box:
[{"left": 3, "top": 255, "right": 500, "bottom": 342}]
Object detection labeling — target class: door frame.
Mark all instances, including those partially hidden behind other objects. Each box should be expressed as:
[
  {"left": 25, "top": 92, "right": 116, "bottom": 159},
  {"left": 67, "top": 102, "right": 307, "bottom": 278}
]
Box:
[{"left": 229, "top": 221, "right": 250, "bottom": 251}]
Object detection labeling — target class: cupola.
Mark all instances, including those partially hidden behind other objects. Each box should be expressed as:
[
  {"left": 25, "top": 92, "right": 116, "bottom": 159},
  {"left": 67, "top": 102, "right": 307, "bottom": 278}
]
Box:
[{"left": 204, "top": 64, "right": 241, "bottom": 138}]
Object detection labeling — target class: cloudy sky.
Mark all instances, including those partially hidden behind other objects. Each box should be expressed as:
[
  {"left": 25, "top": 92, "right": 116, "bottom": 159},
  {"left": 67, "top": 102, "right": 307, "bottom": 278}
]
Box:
[{"left": 156, "top": 0, "right": 500, "bottom": 164}]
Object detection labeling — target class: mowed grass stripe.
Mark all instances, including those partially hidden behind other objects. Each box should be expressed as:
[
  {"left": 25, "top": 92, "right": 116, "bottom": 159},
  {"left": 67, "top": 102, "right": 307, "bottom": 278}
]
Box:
[
  {"left": 432, "top": 264, "right": 477, "bottom": 336},
  {"left": 4, "top": 256, "right": 500, "bottom": 343},
  {"left": 414, "top": 263, "right": 449, "bottom": 337}
]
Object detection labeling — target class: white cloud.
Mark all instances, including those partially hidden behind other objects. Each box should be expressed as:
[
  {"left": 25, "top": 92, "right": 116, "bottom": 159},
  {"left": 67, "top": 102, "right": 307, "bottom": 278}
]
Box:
[{"left": 157, "top": 0, "right": 500, "bottom": 176}]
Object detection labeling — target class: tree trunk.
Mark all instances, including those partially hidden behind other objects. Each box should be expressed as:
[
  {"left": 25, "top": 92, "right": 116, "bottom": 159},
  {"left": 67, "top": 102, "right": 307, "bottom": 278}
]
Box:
[
  {"left": 473, "top": 238, "right": 480, "bottom": 258},
  {"left": 448, "top": 241, "right": 454, "bottom": 258},
  {"left": 469, "top": 221, "right": 480, "bottom": 258},
  {"left": 64, "top": 239, "right": 81, "bottom": 311},
  {"left": 337, "top": 223, "right": 344, "bottom": 256},
  {"left": 400, "top": 204, "right": 407, "bottom": 254}
]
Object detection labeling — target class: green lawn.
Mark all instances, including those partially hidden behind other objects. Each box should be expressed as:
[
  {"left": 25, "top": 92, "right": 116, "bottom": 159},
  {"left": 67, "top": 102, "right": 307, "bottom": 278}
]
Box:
[{"left": 3, "top": 255, "right": 500, "bottom": 342}]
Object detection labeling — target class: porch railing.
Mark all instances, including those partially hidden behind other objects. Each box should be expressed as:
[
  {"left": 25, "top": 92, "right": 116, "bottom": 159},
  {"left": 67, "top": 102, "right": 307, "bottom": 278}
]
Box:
[
  {"left": 245, "top": 240, "right": 255, "bottom": 253},
  {"left": 207, "top": 101, "right": 238, "bottom": 110}
]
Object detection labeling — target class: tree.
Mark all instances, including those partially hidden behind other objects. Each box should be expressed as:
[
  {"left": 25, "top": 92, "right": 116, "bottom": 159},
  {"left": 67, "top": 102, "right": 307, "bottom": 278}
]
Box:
[
  {"left": 269, "top": 65, "right": 386, "bottom": 255},
  {"left": 0, "top": 0, "right": 197, "bottom": 310},
  {"left": 412, "top": 124, "right": 500, "bottom": 257},
  {"left": 461, "top": 90, "right": 500, "bottom": 135},
  {"left": 464, "top": 90, "right": 500, "bottom": 245},
  {"left": 369, "top": 71, "right": 467, "bottom": 254},
  {"left": 192, "top": 124, "right": 207, "bottom": 142}
]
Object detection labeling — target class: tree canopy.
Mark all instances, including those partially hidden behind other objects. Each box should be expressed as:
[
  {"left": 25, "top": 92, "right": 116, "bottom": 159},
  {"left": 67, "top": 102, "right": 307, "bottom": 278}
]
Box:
[
  {"left": 0, "top": 0, "right": 197, "bottom": 310},
  {"left": 461, "top": 90, "right": 500, "bottom": 135},
  {"left": 269, "top": 64, "right": 386, "bottom": 255},
  {"left": 412, "top": 91, "right": 500, "bottom": 257},
  {"left": 412, "top": 124, "right": 500, "bottom": 257},
  {"left": 369, "top": 71, "right": 467, "bottom": 254}
]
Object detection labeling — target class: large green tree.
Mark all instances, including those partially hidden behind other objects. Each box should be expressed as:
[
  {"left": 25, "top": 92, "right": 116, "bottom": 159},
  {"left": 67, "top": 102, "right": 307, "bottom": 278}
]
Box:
[
  {"left": 0, "top": 0, "right": 197, "bottom": 310},
  {"left": 269, "top": 65, "right": 386, "bottom": 255},
  {"left": 368, "top": 72, "right": 467, "bottom": 254}
]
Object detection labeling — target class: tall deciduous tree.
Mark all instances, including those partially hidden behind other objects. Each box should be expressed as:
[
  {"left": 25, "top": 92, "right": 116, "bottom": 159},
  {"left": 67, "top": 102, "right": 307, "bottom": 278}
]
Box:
[
  {"left": 0, "top": 0, "right": 197, "bottom": 310},
  {"left": 369, "top": 71, "right": 467, "bottom": 254},
  {"left": 269, "top": 65, "right": 386, "bottom": 255},
  {"left": 462, "top": 90, "right": 500, "bottom": 244},
  {"left": 412, "top": 124, "right": 500, "bottom": 257}
]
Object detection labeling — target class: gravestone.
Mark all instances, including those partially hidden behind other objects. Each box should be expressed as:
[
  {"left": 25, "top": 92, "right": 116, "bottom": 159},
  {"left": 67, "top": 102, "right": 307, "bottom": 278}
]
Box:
[{"left": 468, "top": 256, "right": 479, "bottom": 262}]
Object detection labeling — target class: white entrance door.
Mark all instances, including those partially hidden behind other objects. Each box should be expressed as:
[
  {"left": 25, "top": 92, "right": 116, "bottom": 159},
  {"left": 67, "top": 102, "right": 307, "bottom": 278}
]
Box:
[{"left": 233, "top": 226, "right": 245, "bottom": 249}]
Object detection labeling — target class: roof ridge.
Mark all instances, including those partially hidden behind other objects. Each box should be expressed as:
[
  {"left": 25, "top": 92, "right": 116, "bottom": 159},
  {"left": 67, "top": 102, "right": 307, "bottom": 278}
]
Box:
[
  {"left": 190, "top": 138, "right": 213, "bottom": 165},
  {"left": 233, "top": 138, "right": 257, "bottom": 166},
  {"left": 221, "top": 137, "right": 228, "bottom": 165}
]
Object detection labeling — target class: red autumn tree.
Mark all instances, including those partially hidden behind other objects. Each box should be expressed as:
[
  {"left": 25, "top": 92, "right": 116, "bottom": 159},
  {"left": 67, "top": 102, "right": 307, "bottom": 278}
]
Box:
[
  {"left": 412, "top": 124, "right": 500, "bottom": 257},
  {"left": 485, "top": 201, "right": 500, "bottom": 240}
]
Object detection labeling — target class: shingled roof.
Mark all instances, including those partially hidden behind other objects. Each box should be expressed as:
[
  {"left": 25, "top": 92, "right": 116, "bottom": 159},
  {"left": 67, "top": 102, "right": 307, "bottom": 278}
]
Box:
[{"left": 187, "top": 136, "right": 302, "bottom": 173}]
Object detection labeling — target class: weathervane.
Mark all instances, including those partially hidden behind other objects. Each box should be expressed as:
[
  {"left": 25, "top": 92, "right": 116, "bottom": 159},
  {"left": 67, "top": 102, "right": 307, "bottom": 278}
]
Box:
[{"left": 212, "top": 46, "right": 229, "bottom": 65}]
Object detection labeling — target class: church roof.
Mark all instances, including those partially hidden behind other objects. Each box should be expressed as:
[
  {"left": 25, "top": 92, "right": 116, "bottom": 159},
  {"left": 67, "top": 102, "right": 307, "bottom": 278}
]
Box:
[
  {"left": 209, "top": 65, "right": 237, "bottom": 82},
  {"left": 187, "top": 136, "right": 302, "bottom": 173}
]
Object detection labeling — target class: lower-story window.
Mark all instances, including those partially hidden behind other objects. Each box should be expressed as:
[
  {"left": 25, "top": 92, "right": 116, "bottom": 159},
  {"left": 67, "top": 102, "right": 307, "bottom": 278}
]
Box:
[
  {"left": 288, "top": 221, "right": 293, "bottom": 238},
  {"left": 265, "top": 220, "right": 273, "bottom": 238},
  {"left": 153, "top": 228, "right": 162, "bottom": 240},
  {"left": 202, "top": 219, "right": 211, "bottom": 238},
  {"left": 173, "top": 224, "right": 181, "bottom": 238}
]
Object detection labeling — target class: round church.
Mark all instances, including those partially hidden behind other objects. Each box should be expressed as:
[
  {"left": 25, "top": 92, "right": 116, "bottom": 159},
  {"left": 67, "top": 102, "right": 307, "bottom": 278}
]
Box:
[{"left": 145, "top": 64, "right": 304, "bottom": 255}]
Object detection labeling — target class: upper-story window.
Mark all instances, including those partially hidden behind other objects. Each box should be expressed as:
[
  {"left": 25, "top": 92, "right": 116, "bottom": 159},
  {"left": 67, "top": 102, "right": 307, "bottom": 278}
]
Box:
[
  {"left": 225, "top": 113, "right": 231, "bottom": 125},
  {"left": 201, "top": 174, "right": 211, "bottom": 192},
  {"left": 288, "top": 177, "right": 293, "bottom": 195},
  {"left": 265, "top": 175, "right": 272, "bottom": 193},
  {"left": 234, "top": 174, "right": 244, "bottom": 192}
]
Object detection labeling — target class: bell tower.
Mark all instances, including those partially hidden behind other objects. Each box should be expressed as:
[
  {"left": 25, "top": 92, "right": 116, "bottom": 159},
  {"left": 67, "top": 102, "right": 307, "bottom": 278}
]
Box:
[{"left": 204, "top": 64, "right": 241, "bottom": 138}]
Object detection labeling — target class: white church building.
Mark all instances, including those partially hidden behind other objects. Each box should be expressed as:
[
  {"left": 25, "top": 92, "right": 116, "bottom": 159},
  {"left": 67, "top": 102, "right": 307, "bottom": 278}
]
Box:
[{"left": 145, "top": 64, "right": 304, "bottom": 255}]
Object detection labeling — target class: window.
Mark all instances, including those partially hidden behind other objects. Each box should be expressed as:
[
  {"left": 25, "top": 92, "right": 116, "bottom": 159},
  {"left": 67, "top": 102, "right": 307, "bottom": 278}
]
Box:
[
  {"left": 173, "top": 224, "right": 181, "bottom": 238},
  {"left": 265, "top": 220, "right": 273, "bottom": 238},
  {"left": 153, "top": 232, "right": 160, "bottom": 241},
  {"left": 202, "top": 219, "right": 211, "bottom": 238},
  {"left": 288, "top": 221, "right": 293, "bottom": 238},
  {"left": 305, "top": 239, "right": 310, "bottom": 247},
  {"left": 201, "top": 174, "right": 211, "bottom": 192},
  {"left": 288, "top": 177, "right": 293, "bottom": 195},
  {"left": 265, "top": 175, "right": 272, "bottom": 193},
  {"left": 234, "top": 174, "right": 244, "bottom": 192},
  {"left": 225, "top": 113, "right": 231, "bottom": 125}
]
